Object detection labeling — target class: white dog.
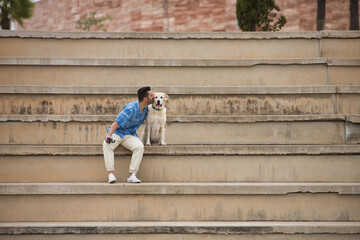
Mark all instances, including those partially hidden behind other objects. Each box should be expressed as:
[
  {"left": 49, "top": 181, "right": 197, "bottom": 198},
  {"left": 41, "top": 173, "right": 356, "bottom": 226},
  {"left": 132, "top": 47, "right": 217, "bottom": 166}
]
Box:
[{"left": 141, "top": 92, "right": 169, "bottom": 145}]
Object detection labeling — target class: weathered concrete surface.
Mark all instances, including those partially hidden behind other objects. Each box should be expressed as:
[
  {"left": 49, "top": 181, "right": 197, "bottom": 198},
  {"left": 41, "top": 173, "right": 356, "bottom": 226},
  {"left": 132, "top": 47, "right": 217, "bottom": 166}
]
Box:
[
  {"left": 337, "top": 86, "right": 360, "bottom": 94},
  {"left": 1, "top": 85, "right": 341, "bottom": 94},
  {"left": 347, "top": 115, "right": 360, "bottom": 123},
  {"left": 0, "top": 30, "right": 317, "bottom": 39},
  {"left": 0, "top": 30, "right": 359, "bottom": 235},
  {"left": 327, "top": 59, "right": 360, "bottom": 66},
  {"left": 1, "top": 234, "right": 359, "bottom": 240},
  {"left": 164, "top": 121, "right": 345, "bottom": 145},
  {"left": 0, "top": 94, "right": 339, "bottom": 115},
  {"left": 1, "top": 155, "right": 360, "bottom": 183},
  {"left": 0, "top": 65, "right": 328, "bottom": 86},
  {"left": 0, "top": 193, "right": 359, "bottom": 221},
  {"left": 322, "top": 39, "right": 360, "bottom": 58},
  {"left": 1, "top": 32, "right": 359, "bottom": 61},
  {"left": 329, "top": 66, "right": 360, "bottom": 85},
  {"left": 0, "top": 38, "right": 320, "bottom": 59},
  {"left": 2, "top": 114, "right": 356, "bottom": 123},
  {"left": 2, "top": 57, "right": 359, "bottom": 66},
  {"left": 1, "top": 144, "right": 359, "bottom": 156},
  {"left": 0, "top": 144, "right": 360, "bottom": 156},
  {"left": 338, "top": 94, "right": 360, "bottom": 114},
  {"left": 0, "top": 121, "right": 347, "bottom": 145},
  {"left": 346, "top": 123, "right": 360, "bottom": 144},
  {"left": 2, "top": 221, "right": 360, "bottom": 234},
  {"left": 2, "top": 183, "right": 360, "bottom": 195},
  {"left": 3, "top": 30, "right": 359, "bottom": 39}
]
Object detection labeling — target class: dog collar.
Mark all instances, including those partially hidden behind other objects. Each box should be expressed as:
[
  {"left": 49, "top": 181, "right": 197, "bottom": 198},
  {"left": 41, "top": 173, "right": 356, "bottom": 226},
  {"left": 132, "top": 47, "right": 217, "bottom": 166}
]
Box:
[{"left": 152, "top": 105, "right": 162, "bottom": 111}]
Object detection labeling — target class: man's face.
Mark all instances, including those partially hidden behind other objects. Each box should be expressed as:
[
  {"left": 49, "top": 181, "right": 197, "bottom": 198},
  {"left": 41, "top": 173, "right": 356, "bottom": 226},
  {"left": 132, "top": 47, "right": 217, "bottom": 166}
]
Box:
[{"left": 146, "top": 91, "right": 154, "bottom": 104}]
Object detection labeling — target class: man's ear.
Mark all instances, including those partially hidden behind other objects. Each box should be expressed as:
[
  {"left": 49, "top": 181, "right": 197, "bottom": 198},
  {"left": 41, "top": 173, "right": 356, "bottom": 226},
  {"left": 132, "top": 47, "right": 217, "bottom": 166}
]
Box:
[{"left": 164, "top": 94, "right": 169, "bottom": 101}]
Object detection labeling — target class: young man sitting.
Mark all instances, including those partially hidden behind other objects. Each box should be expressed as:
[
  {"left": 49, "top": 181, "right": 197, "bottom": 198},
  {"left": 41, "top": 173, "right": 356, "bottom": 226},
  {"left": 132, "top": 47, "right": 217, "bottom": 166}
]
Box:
[{"left": 102, "top": 86, "right": 154, "bottom": 183}]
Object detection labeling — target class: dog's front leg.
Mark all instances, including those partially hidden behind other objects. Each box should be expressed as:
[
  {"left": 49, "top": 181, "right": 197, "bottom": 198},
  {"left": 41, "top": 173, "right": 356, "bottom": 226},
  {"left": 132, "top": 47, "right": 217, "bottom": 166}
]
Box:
[
  {"left": 141, "top": 121, "right": 147, "bottom": 144},
  {"left": 145, "top": 120, "right": 151, "bottom": 146},
  {"left": 160, "top": 124, "right": 166, "bottom": 145}
]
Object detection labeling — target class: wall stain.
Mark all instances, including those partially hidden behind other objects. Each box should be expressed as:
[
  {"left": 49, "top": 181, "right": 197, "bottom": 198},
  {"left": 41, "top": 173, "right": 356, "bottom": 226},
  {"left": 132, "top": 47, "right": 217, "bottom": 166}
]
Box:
[
  {"left": 9, "top": 135, "right": 15, "bottom": 144},
  {"left": 73, "top": 101, "right": 122, "bottom": 115},
  {"left": 17, "top": 106, "right": 32, "bottom": 115},
  {"left": 71, "top": 104, "right": 83, "bottom": 114},
  {"left": 37, "top": 100, "right": 54, "bottom": 114},
  {"left": 6, "top": 95, "right": 334, "bottom": 115}
]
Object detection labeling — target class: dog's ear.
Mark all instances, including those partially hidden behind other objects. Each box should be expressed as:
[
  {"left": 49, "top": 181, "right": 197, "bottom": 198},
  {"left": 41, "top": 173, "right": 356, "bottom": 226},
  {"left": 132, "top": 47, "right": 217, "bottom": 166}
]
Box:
[{"left": 164, "top": 94, "right": 169, "bottom": 101}]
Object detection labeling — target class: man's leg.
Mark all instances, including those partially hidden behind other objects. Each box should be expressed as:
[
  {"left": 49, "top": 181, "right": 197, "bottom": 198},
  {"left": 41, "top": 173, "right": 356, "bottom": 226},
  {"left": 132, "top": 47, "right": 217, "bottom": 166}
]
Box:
[
  {"left": 120, "top": 135, "right": 144, "bottom": 182},
  {"left": 102, "top": 133, "right": 122, "bottom": 182}
]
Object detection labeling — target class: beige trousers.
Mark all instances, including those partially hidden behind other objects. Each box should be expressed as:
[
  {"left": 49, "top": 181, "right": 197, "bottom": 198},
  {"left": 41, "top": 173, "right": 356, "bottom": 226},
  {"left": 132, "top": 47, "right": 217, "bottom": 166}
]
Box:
[{"left": 102, "top": 133, "right": 144, "bottom": 173}]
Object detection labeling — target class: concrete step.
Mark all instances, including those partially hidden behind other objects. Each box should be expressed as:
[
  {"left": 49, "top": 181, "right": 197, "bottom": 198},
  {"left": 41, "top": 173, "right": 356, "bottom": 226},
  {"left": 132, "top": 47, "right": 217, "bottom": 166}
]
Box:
[
  {"left": 1, "top": 221, "right": 360, "bottom": 239},
  {"left": 0, "top": 58, "right": 359, "bottom": 86},
  {"left": 3, "top": 182, "right": 359, "bottom": 194},
  {"left": 1, "top": 86, "right": 360, "bottom": 115},
  {"left": 0, "top": 183, "right": 359, "bottom": 221},
  {"left": 1, "top": 31, "right": 359, "bottom": 59},
  {"left": 1, "top": 115, "right": 359, "bottom": 145},
  {"left": 2, "top": 114, "right": 359, "bottom": 122},
  {"left": 1, "top": 144, "right": 359, "bottom": 183}
]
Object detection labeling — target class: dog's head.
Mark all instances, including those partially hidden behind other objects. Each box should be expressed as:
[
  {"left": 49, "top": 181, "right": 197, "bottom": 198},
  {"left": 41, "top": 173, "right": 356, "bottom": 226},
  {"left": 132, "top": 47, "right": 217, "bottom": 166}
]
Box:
[{"left": 153, "top": 92, "right": 169, "bottom": 110}]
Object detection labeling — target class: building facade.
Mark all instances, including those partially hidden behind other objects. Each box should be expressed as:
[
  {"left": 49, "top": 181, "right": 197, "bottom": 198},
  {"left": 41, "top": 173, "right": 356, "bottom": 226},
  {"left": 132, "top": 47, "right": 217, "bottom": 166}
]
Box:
[{"left": 14, "top": 0, "right": 360, "bottom": 32}]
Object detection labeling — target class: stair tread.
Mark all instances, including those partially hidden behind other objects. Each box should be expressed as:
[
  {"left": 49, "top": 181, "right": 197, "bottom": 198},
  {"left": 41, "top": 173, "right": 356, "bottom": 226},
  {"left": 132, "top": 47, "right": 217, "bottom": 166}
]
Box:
[
  {"left": 1, "top": 221, "right": 360, "bottom": 234},
  {"left": 1, "top": 57, "right": 359, "bottom": 67},
  {"left": 1, "top": 182, "right": 359, "bottom": 195},
  {"left": 1, "top": 144, "right": 359, "bottom": 156},
  {"left": 1, "top": 114, "right": 360, "bottom": 123},
  {"left": 2, "top": 85, "right": 360, "bottom": 94},
  {"left": 2, "top": 30, "right": 360, "bottom": 39}
]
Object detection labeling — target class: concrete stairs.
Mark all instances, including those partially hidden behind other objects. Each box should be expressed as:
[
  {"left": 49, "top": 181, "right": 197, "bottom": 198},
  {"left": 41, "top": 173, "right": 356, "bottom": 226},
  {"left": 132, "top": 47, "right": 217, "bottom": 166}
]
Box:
[
  {"left": 1, "top": 144, "right": 360, "bottom": 183},
  {"left": 0, "top": 30, "right": 360, "bottom": 239}
]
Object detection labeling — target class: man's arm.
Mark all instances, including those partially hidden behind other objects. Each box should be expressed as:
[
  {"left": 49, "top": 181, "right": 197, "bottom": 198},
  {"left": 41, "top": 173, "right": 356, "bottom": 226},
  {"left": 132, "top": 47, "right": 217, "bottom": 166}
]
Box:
[
  {"left": 105, "top": 104, "right": 136, "bottom": 141},
  {"left": 105, "top": 121, "right": 119, "bottom": 140}
]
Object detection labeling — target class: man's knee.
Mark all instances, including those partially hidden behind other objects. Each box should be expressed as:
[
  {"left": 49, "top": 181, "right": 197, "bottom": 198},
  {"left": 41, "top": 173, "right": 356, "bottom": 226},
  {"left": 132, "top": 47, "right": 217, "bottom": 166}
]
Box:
[
  {"left": 103, "top": 140, "right": 115, "bottom": 151},
  {"left": 102, "top": 141, "right": 108, "bottom": 149},
  {"left": 132, "top": 142, "right": 144, "bottom": 153}
]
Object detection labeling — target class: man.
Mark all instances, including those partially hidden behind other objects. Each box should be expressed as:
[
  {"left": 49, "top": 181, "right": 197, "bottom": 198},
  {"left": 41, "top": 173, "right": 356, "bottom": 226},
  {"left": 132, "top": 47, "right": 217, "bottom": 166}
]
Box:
[{"left": 103, "top": 86, "right": 154, "bottom": 183}]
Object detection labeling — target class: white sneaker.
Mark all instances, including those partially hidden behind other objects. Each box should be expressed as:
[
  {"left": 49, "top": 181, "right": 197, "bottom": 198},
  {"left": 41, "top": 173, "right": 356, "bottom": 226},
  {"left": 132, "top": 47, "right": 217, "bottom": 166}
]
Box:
[
  {"left": 108, "top": 173, "right": 116, "bottom": 184},
  {"left": 127, "top": 173, "right": 141, "bottom": 183}
]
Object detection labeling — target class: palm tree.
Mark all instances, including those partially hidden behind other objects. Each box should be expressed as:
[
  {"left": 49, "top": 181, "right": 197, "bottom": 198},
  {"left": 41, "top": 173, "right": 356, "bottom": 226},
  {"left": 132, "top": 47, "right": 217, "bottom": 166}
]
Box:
[
  {"left": 0, "top": 0, "right": 34, "bottom": 30},
  {"left": 316, "top": 0, "right": 326, "bottom": 31},
  {"left": 350, "top": 0, "right": 359, "bottom": 30}
]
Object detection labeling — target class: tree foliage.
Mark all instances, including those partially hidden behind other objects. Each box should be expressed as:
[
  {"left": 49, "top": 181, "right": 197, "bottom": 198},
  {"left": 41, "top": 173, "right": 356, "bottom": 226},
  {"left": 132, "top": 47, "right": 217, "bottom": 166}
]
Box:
[
  {"left": 236, "top": 0, "right": 286, "bottom": 31},
  {"left": 0, "top": 0, "right": 34, "bottom": 30},
  {"left": 316, "top": 0, "right": 326, "bottom": 31},
  {"left": 76, "top": 11, "right": 112, "bottom": 32},
  {"left": 350, "top": 0, "right": 359, "bottom": 30}
]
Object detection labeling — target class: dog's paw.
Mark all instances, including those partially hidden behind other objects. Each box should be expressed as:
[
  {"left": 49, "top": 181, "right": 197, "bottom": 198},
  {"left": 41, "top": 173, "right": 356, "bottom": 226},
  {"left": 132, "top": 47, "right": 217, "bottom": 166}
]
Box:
[
  {"left": 160, "top": 142, "right": 167, "bottom": 146},
  {"left": 146, "top": 141, "right": 151, "bottom": 146}
]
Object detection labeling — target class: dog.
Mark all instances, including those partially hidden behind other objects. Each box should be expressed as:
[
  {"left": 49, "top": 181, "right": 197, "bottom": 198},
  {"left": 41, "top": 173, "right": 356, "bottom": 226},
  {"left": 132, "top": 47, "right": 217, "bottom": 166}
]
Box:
[{"left": 141, "top": 92, "right": 169, "bottom": 145}]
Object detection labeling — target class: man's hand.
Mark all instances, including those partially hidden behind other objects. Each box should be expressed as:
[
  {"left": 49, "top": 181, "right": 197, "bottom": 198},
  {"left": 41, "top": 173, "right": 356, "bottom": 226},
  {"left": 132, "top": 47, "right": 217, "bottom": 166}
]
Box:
[
  {"left": 105, "top": 122, "right": 119, "bottom": 144},
  {"left": 105, "top": 134, "right": 115, "bottom": 144}
]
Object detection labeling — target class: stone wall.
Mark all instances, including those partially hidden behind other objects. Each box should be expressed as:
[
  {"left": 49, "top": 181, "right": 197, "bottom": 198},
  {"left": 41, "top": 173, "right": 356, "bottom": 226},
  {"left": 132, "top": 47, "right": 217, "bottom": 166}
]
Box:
[{"left": 14, "top": 0, "right": 359, "bottom": 32}]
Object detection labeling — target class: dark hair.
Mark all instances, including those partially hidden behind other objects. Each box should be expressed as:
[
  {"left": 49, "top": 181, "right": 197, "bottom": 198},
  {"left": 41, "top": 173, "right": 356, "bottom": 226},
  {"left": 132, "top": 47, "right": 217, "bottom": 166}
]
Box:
[{"left": 137, "top": 86, "right": 151, "bottom": 101}]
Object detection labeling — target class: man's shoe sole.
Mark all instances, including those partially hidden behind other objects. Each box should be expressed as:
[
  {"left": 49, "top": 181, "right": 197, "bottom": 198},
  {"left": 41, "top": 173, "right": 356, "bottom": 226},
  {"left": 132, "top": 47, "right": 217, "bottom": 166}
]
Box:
[{"left": 127, "top": 179, "right": 141, "bottom": 183}]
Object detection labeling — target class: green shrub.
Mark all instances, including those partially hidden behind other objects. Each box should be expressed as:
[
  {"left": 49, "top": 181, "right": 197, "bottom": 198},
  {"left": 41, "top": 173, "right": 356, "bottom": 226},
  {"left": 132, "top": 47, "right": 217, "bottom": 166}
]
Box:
[
  {"left": 236, "top": 0, "right": 287, "bottom": 31},
  {"left": 76, "top": 11, "right": 112, "bottom": 32}
]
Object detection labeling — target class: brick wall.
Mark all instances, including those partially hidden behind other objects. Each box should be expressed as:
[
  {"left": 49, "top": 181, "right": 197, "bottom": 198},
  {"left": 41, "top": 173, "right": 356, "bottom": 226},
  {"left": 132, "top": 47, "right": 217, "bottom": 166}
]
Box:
[{"left": 14, "top": 0, "right": 359, "bottom": 32}]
